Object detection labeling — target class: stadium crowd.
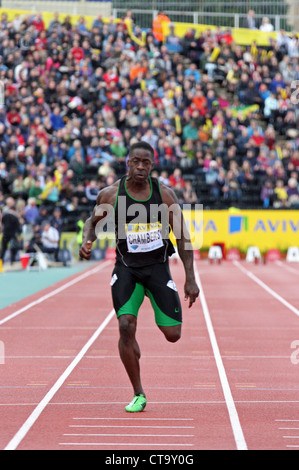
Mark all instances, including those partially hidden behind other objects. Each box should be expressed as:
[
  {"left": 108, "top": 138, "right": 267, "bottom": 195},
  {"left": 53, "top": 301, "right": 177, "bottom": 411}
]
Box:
[{"left": 0, "top": 9, "right": 299, "bottom": 262}]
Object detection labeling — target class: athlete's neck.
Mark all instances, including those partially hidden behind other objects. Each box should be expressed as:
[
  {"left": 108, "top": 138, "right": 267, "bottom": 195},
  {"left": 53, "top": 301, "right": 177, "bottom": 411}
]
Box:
[{"left": 125, "top": 175, "right": 151, "bottom": 199}]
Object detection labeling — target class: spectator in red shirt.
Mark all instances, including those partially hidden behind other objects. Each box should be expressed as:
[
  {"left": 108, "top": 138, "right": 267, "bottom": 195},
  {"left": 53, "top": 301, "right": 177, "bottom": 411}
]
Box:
[
  {"left": 251, "top": 128, "right": 265, "bottom": 147},
  {"left": 221, "top": 28, "right": 234, "bottom": 46},
  {"left": 6, "top": 107, "right": 21, "bottom": 126},
  {"left": 103, "top": 67, "right": 119, "bottom": 85},
  {"left": 35, "top": 30, "right": 47, "bottom": 51},
  {"left": 169, "top": 168, "right": 186, "bottom": 189},
  {"left": 32, "top": 13, "right": 45, "bottom": 34},
  {"left": 71, "top": 41, "right": 84, "bottom": 62},
  {"left": 291, "top": 150, "right": 299, "bottom": 168}
]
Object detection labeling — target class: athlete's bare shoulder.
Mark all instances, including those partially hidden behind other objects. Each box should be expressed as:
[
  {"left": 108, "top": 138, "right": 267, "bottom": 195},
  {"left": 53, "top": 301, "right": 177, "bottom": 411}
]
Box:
[{"left": 96, "top": 179, "right": 121, "bottom": 206}]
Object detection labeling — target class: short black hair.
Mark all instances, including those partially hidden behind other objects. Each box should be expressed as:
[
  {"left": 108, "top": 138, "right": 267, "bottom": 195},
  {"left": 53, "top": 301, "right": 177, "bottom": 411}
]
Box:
[{"left": 129, "top": 141, "right": 154, "bottom": 158}]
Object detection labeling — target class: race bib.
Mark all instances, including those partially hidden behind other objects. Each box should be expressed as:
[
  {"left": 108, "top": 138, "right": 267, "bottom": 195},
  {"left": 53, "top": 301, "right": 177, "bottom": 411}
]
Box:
[{"left": 126, "top": 222, "right": 163, "bottom": 253}]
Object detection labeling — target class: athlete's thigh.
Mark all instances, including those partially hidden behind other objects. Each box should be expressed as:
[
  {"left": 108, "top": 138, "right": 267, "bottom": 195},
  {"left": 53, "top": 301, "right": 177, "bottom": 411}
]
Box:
[
  {"left": 145, "top": 262, "right": 182, "bottom": 327},
  {"left": 110, "top": 263, "right": 145, "bottom": 318}
]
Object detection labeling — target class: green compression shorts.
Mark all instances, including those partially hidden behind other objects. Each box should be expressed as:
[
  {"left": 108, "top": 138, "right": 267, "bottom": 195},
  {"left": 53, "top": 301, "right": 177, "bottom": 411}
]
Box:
[{"left": 110, "top": 261, "right": 182, "bottom": 327}]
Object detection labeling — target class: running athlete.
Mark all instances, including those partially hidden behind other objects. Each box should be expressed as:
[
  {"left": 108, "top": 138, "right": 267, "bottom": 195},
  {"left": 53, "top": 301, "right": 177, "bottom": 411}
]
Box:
[{"left": 79, "top": 141, "right": 199, "bottom": 412}]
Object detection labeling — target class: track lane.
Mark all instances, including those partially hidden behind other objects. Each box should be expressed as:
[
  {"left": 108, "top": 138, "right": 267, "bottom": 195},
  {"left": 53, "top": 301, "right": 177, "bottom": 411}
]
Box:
[
  {"left": 2, "top": 258, "right": 299, "bottom": 449},
  {"left": 234, "top": 260, "right": 299, "bottom": 314},
  {"left": 197, "top": 260, "right": 299, "bottom": 450},
  {"left": 0, "top": 260, "right": 114, "bottom": 449},
  {"left": 0, "top": 259, "right": 239, "bottom": 450}
]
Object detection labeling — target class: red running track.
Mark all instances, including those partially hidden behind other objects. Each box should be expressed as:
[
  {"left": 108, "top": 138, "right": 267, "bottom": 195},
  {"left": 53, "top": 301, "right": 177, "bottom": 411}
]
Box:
[{"left": 0, "top": 258, "right": 299, "bottom": 450}]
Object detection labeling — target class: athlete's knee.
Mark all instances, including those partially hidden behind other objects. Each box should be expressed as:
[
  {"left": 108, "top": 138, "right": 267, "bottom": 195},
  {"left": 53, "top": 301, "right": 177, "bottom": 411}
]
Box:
[
  {"left": 118, "top": 315, "right": 137, "bottom": 344},
  {"left": 159, "top": 325, "right": 181, "bottom": 343},
  {"left": 166, "top": 331, "right": 181, "bottom": 343}
]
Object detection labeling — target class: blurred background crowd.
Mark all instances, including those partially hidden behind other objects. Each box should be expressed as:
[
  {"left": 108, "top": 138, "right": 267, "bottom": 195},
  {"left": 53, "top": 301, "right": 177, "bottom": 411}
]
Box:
[{"left": 0, "top": 9, "right": 298, "bottom": 262}]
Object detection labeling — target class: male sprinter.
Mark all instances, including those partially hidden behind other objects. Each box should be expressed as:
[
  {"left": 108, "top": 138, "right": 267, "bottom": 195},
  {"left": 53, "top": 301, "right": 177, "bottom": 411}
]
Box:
[{"left": 79, "top": 141, "right": 199, "bottom": 412}]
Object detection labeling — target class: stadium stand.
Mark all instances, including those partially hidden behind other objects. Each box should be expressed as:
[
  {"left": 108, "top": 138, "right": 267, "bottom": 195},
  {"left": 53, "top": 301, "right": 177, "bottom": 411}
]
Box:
[{"left": 0, "top": 9, "right": 298, "bottom": 261}]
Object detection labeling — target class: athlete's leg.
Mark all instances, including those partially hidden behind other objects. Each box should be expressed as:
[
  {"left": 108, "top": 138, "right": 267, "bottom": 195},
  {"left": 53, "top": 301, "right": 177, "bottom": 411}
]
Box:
[
  {"left": 145, "top": 262, "right": 182, "bottom": 342},
  {"left": 118, "top": 314, "right": 145, "bottom": 396},
  {"left": 111, "top": 264, "right": 146, "bottom": 397}
]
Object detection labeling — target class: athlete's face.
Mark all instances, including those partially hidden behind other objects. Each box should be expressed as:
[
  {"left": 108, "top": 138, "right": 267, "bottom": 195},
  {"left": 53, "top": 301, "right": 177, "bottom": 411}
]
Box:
[{"left": 128, "top": 149, "right": 154, "bottom": 183}]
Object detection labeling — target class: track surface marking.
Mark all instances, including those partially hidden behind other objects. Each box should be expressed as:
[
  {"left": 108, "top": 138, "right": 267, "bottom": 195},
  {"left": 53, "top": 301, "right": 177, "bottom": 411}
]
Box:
[{"left": 1, "top": 259, "right": 299, "bottom": 449}]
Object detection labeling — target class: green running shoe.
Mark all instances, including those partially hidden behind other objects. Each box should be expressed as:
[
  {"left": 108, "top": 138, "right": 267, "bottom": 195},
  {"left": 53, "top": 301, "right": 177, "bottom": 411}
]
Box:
[{"left": 125, "top": 394, "right": 147, "bottom": 412}]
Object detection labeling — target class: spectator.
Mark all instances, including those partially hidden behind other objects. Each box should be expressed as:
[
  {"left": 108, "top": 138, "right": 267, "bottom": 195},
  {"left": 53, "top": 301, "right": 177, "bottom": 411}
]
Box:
[
  {"left": 24, "top": 197, "right": 39, "bottom": 225},
  {"left": 264, "top": 92, "right": 279, "bottom": 121},
  {"left": 0, "top": 197, "right": 21, "bottom": 264},
  {"left": 50, "top": 106, "right": 65, "bottom": 131},
  {"left": 169, "top": 168, "right": 186, "bottom": 189},
  {"left": 181, "top": 180, "right": 197, "bottom": 204},
  {"left": 182, "top": 120, "right": 199, "bottom": 142},
  {"left": 152, "top": 11, "right": 171, "bottom": 45},
  {"left": 260, "top": 17, "right": 274, "bottom": 32},
  {"left": 85, "top": 179, "right": 99, "bottom": 204},
  {"left": 205, "top": 160, "right": 219, "bottom": 185},
  {"left": 243, "top": 10, "right": 257, "bottom": 30},
  {"left": 165, "top": 23, "right": 183, "bottom": 53},
  {"left": 211, "top": 168, "right": 227, "bottom": 199},
  {"left": 41, "top": 220, "right": 60, "bottom": 261},
  {"left": 260, "top": 179, "right": 274, "bottom": 208},
  {"left": 225, "top": 170, "right": 243, "bottom": 202},
  {"left": 273, "top": 179, "right": 288, "bottom": 207},
  {"left": 25, "top": 224, "right": 43, "bottom": 254},
  {"left": 49, "top": 207, "right": 63, "bottom": 236},
  {"left": 286, "top": 177, "right": 299, "bottom": 206}
]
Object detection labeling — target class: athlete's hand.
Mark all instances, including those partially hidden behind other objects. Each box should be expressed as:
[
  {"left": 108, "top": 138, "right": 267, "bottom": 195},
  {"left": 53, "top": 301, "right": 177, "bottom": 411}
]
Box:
[
  {"left": 79, "top": 240, "right": 93, "bottom": 260},
  {"left": 184, "top": 279, "right": 200, "bottom": 308}
]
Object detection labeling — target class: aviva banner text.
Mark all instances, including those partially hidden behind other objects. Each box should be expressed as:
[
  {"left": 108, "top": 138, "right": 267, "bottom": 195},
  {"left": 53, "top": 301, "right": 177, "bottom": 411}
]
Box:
[{"left": 183, "top": 209, "right": 299, "bottom": 252}]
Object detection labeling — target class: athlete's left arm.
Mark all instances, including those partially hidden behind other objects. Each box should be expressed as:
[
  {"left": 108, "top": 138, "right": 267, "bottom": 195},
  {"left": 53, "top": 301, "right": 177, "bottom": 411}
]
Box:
[{"left": 160, "top": 185, "right": 200, "bottom": 307}]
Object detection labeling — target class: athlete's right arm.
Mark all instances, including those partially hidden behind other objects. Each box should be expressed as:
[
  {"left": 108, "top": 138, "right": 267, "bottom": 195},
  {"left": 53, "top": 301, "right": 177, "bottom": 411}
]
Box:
[{"left": 79, "top": 182, "right": 118, "bottom": 260}]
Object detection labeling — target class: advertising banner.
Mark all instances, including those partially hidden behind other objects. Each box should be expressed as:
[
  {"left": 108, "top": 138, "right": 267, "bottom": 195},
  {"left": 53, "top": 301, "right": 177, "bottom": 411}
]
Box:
[{"left": 183, "top": 209, "right": 299, "bottom": 253}]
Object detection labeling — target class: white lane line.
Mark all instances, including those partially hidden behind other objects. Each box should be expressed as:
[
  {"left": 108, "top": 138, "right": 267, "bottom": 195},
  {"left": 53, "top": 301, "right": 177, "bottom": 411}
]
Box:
[
  {"left": 0, "top": 261, "right": 112, "bottom": 326},
  {"left": 233, "top": 261, "right": 299, "bottom": 318},
  {"left": 279, "top": 428, "right": 299, "bottom": 430},
  {"left": 64, "top": 433, "right": 194, "bottom": 437},
  {"left": 194, "top": 262, "right": 248, "bottom": 451},
  {"left": 3, "top": 308, "right": 115, "bottom": 451},
  {"left": 276, "top": 419, "right": 299, "bottom": 421},
  {"left": 275, "top": 261, "right": 299, "bottom": 275},
  {"left": 72, "top": 417, "right": 194, "bottom": 420},
  {"left": 59, "top": 442, "right": 193, "bottom": 447},
  {"left": 69, "top": 425, "right": 194, "bottom": 429}
]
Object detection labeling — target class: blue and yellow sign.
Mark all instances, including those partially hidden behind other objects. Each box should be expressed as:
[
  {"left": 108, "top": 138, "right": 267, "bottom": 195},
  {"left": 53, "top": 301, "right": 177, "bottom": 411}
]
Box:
[{"left": 182, "top": 209, "right": 299, "bottom": 252}]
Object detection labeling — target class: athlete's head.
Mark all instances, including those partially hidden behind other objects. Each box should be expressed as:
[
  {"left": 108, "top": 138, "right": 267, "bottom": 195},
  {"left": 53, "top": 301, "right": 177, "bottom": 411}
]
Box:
[{"left": 127, "top": 142, "right": 154, "bottom": 183}]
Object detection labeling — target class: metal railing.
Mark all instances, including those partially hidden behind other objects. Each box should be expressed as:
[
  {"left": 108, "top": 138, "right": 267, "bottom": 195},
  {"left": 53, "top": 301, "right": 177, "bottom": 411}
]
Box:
[
  {"left": 1, "top": 0, "right": 298, "bottom": 31},
  {"left": 113, "top": 7, "right": 299, "bottom": 31}
]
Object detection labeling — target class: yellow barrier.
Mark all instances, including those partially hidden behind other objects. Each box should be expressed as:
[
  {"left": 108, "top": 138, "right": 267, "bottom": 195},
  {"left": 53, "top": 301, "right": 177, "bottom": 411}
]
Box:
[
  {"left": 162, "top": 21, "right": 295, "bottom": 46},
  {"left": 181, "top": 209, "right": 299, "bottom": 253},
  {"left": 0, "top": 8, "right": 94, "bottom": 28}
]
